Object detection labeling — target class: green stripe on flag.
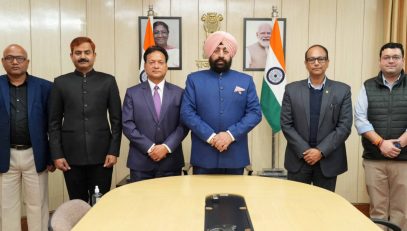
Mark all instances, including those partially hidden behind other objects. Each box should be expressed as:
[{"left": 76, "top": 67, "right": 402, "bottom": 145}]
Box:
[{"left": 260, "top": 79, "right": 281, "bottom": 132}]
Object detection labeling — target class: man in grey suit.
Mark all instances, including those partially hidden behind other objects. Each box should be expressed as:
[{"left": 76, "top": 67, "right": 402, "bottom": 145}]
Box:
[
  {"left": 280, "top": 44, "right": 352, "bottom": 191},
  {"left": 122, "top": 46, "right": 188, "bottom": 182}
]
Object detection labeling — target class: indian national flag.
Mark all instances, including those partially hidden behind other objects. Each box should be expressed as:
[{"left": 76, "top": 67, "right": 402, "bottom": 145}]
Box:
[
  {"left": 260, "top": 18, "right": 286, "bottom": 132},
  {"left": 139, "top": 16, "right": 155, "bottom": 82}
]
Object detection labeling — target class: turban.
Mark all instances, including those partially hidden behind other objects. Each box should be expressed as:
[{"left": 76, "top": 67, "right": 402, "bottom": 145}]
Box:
[{"left": 204, "top": 31, "right": 238, "bottom": 58}]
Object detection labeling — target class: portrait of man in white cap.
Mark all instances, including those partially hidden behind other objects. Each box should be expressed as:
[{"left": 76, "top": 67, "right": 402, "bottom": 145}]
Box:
[{"left": 180, "top": 31, "right": 262, "bottom": 175}]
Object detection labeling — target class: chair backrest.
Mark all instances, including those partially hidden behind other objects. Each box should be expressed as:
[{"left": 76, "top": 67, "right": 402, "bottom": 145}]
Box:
[
  {"left": 50, "top": 199, "right": 91, "bottom": 231},
  {"left": 371, "top": 218, "right": 401, "bottom": 231}
]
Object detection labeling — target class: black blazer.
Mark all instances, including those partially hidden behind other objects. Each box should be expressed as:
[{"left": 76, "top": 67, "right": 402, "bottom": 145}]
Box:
[{"left": 48, "top": 69, "right": 122, "bottom": 165}]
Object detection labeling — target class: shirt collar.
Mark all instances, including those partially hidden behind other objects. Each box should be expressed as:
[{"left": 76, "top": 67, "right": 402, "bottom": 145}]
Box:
[
  {"left": 7, "top": 73, "right": 29, "bottom": 87},
  {"left": 148, "top": 79, "right": 165, "bottom": 92},
  {"left": 381, "top": 73, "right": 401, "bottom": 87},
  {"left": 307, "top": 76, "right": 326, "bottom": 90},
  {"left": 74, "top": 69, "right": 95, "bottom": 77}
]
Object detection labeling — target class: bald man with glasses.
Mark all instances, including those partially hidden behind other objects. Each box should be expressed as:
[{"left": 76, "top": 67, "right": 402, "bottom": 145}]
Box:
[
  {"left": 281, "top": 44, "right": 352, "bottom": 192},
  {"left": 0, "top": 44, "right": 54, "bottom": 231}
]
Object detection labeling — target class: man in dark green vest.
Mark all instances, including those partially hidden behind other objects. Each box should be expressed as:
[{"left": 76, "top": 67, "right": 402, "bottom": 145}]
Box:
[{"left": 355, "top": 42, "right": 407, "bottom": 230}]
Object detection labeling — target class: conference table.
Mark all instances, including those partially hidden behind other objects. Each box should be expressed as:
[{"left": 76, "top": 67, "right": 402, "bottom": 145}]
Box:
[{"left": 73, "top": 175, "right": 380, "bottom": 231}]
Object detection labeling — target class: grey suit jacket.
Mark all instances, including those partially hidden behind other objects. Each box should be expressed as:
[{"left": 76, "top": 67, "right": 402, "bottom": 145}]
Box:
[
  {"left": 122, "top": 81, "right": 189, "bottom": 171},
  {"left": 280, "top": 78, "right": 352, "bottom": 177}
]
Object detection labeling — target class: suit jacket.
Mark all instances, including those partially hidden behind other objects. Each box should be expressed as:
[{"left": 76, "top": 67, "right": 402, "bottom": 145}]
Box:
[
  {"left": 180, "top": 69, "right": 262, "bottom": 168},
  {"left": 281, "top": 78, "right": 352, "bottom": 177},
  {"left": 122, "top": 81, "right": 188, "bottom": 171},
  {"left": 48, "top": 70, "right": 122, "bottom": 165},
  {"left": 0, "top": 74, "right": 52, "bottom": 173}
]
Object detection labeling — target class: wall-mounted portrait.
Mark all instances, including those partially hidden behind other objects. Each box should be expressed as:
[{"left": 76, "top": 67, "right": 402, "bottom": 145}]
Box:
[
  {"left": 243, "top": 18, "right": 286, "bottom": 71},
  {"left": 139, "top": 16, "right": 182, "bottom": 70}
]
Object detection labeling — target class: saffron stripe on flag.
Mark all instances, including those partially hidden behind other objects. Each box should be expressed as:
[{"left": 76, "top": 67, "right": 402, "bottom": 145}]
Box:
[
  {"left": 140, "top": 16, "right": 156, "bottom": 82},
  {"left": 260, "top": 18, "right": 286, "bottom": 133}
]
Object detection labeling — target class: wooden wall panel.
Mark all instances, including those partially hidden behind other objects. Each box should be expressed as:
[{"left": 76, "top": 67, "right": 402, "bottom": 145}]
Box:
[
  {"left": 114, "top": 0, "right": 143, "bottom": 187},
  {"left": 60, "top": 0, "right": 87, "bottom": 74},
  {"left": 309, "top": 0, "right": 337, "bottom": 78},
  {"left": 87, "top": 0, "right": 115, "bottom": 75},
  {"left": 0, "top": 0, "right": 31, "bottom": 75},
  {"left": 357, "top": 0, "right": 385, "bottom": 203},
  {"left": 334, "top": 0, "right": 365, "bottom": 201},
  {"left": 30, "top": 0, "right": 61, "bottom": 80},
  {"left": 31, "top": 0, "right": 63, "bottom": 211},
  {"left": 0, "top": 0, "right": 388, "bottom": 209}
]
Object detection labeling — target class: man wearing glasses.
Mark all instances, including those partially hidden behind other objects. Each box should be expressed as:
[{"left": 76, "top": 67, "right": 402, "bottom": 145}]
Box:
[
  {"left": 0, "top": 44, "right": 54, "bottom": 230},
  {"left": 355, "top": 42, "right": 407, "bottom": 230},
  {"left": 281, "top": 44, "right": 352, "bottom": 192}
]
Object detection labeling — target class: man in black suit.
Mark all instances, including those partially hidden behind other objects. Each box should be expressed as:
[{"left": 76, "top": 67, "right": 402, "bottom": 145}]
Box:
[
  {"left": 281, "top": 44, "right": 352, "bottom": 191},
  {"left": 49, "top": 37, "right": 122, "bottom": 202}
]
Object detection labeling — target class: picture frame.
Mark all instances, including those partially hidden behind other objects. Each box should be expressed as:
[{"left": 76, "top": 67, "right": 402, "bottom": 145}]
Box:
[
  {"left": 138, "top": 16, "right": 182, "bottom": 70},
  {"left": 243, "top": 18, "right": 286, "bottom": 71}
]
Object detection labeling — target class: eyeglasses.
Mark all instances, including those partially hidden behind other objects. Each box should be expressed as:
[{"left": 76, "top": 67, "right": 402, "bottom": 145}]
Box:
[
  {"left": 306, "top": 57, "right": 328, "bottom": 64},
  {"left": 381, "top": 55, "right": 402, "bottom": 62},
  {"left": 2, "top": 55, "right": 27, "bottom": 64},
  {"left": 153, "top": 30, "right": 168, "bottom": 36}
]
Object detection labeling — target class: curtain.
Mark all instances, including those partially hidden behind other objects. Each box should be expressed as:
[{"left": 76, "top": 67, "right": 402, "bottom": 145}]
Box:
[{"left": 384, "top": 0, "right": 407, "bottom": 69}]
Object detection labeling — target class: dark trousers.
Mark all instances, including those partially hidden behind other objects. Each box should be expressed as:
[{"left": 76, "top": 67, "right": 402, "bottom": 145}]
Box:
[
  {"left": 63, "top": 164, "right": 113, "bottom": 203},
  {"left": 129, "top": 169, "right": 182, "bottom": 183},
  {"left": 192, "top": 166, "right": 244, "bottom": 175},
  {"left": 287, "top": 162, "right": 337, "bottom": 192}
]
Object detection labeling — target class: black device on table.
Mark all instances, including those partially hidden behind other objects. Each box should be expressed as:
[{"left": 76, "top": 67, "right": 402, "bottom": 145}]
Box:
[{"left": 204, "top": 194, "right": 254, "bottom": 231}]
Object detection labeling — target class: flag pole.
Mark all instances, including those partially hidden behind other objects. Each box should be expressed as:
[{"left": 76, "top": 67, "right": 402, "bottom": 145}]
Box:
[
  {"left": 272, "top": 131, "right": 276, "bottom": 169},
  {"left": 258, "top": 6, "right": 287, "bottom": 178}
]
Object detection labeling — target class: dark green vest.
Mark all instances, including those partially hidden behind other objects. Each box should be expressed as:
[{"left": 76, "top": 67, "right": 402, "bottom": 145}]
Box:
[{"left": 362, "top": 71, "right": 407, "bottom": 160}]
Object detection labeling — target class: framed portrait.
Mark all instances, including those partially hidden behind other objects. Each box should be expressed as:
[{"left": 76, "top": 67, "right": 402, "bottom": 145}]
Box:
[
  {"left": 138, "top": 16, "right": 182, "bottom": 70},
  {"left": 243, "top": 18, "right": 286, "bottom": 71}
]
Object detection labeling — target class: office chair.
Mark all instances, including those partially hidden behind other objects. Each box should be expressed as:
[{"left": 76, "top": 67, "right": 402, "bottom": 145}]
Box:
[
  {"left": 49, "top": 199, "right": 91, "bottom": 231},
  {"left": 371, "top": 218, "right": 401, "bottom": 231}
]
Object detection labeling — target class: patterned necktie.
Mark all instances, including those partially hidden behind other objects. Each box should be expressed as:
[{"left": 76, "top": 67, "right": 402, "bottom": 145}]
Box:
[{"left": 153, "top": 85, "right": 161, "bottom": 118}]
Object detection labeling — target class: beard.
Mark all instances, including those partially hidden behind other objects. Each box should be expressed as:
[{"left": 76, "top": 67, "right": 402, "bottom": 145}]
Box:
[
  {"left": 258, "top": 39, "right": 270, "bottom": 48},
  {"left": 209, "top": 56, "right": 232, "bottom": 73}
]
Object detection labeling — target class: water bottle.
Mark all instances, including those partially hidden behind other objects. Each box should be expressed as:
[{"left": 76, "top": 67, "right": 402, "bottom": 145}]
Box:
[{"left": 91, "top": 185, "right": 103, "bottom": 206}]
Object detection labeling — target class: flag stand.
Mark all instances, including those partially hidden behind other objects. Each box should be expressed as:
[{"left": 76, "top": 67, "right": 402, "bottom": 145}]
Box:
[
  {"left": 258, "top": 131, "right": 287, "bottom": 178},
  {"left": 257, "top": 6, "right": 287, "bottom": 178}
]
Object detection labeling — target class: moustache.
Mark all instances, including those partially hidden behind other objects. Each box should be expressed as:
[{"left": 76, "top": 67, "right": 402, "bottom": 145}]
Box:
[
  {"left": 78, "top": 58, "right": 89, "bottom": 63},
  {"left": 215, "top": 58, "right": 226, "bottom": 63}
]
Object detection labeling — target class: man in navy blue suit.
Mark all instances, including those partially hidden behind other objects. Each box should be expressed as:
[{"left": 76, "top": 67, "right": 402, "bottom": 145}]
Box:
[
  {"left": 181, "top": 31, "right": 262, "bottom": 175},
  {"left": 122, "top": 46, "right": 188, "bottom": 182},
  {"left": 0, "top": 44, "right": 54, "bottom": 231}
]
